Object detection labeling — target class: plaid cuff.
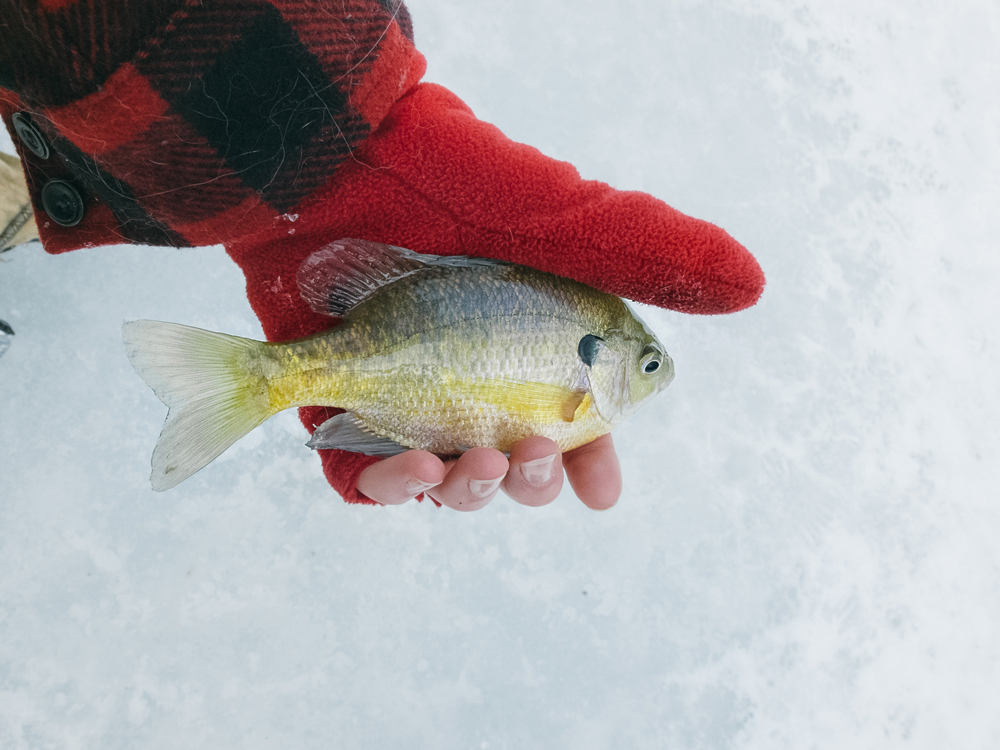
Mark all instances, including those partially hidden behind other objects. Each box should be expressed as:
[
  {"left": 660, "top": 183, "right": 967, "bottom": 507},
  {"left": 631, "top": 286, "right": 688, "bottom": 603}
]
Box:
[{"left": 1, "top": 0, "right": 424, "bottom": 252}]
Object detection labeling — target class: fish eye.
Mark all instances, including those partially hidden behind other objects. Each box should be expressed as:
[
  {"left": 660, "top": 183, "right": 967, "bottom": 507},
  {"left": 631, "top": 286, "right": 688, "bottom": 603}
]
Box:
[{"left": 640, "top": 344, "right": 663, "bottom": 376}]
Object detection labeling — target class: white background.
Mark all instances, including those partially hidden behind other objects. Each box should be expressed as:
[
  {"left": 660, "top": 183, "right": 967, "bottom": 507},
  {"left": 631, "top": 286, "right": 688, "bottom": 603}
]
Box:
[{"left": 1, "top": 0, "right": 998, "bottom": 747}]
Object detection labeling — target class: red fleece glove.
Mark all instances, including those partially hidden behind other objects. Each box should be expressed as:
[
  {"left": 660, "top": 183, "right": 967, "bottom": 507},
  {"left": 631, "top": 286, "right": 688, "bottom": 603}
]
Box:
[{"left": 226, "top": 82, "right": 765, "bottom": 503}]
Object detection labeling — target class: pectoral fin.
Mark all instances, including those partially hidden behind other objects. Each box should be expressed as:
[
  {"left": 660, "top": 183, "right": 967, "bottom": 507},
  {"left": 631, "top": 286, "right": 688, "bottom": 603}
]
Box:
[
  {"left": 468, "top": 379, "right": 592, "bottom": 426},
  {"left": 307, "top": 411, "right": 410, "bottom": 457},
  {"left": 561, "top": 390, "right": 587, "bottom": 422}
]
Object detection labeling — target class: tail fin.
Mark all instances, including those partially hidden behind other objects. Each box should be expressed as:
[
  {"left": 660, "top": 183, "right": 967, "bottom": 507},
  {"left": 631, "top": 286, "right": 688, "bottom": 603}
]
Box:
[{"left": 122, "top": 320, "right": 274, "bottom": 491}]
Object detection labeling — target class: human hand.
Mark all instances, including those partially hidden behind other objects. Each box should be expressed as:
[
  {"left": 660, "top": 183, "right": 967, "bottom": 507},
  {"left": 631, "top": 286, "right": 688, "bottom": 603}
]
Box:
[{"left": 356, "top": 434, "right": 621, "bottom": 511}]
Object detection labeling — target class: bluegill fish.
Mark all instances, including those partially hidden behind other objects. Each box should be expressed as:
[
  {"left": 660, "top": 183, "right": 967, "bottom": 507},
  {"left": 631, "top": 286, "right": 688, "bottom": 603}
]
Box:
[{"left": 123, "top": 239, "right": 674, "bottom": 490}]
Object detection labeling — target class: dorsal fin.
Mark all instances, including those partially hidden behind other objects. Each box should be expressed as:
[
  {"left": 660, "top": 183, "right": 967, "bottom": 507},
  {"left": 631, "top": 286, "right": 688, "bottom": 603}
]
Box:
[{"left": 296, "top": 238, "right": 500, "bottom": 318}]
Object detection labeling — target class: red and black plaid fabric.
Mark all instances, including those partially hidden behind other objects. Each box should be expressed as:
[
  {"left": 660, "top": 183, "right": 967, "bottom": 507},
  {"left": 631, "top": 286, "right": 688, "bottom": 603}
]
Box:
[{"left": 0, "top": 0, "right": 425, "bottom": 252}]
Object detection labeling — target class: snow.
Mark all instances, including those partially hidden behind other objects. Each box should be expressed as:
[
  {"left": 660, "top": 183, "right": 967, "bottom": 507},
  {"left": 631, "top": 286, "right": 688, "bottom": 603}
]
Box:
[{"left": 1, "top": 0, "right": 998, "bottom": 747}]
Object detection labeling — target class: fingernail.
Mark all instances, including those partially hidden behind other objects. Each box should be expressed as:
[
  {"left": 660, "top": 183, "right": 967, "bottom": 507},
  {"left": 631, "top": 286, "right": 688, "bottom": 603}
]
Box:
[
  {"left": 518, "top": 454, "right": 558, "bottom": 486},
  {"left": 405, "top": 478, "right": 438, "bottom": 497},
  {"left": 468, "top": 477, "right": 503, "bottom": 499}
]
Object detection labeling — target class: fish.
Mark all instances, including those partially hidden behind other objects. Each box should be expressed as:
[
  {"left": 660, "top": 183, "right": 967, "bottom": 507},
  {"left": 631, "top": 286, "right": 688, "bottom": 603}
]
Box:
[{"left": 123, "top": 238, "right": 675, "bottom": 491}]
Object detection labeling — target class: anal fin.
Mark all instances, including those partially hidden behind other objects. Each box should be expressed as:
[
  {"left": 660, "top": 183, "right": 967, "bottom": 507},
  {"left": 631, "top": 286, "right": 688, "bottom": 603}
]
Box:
[{"left": 306, "top": 412, "right": 410, "bottom": 457}]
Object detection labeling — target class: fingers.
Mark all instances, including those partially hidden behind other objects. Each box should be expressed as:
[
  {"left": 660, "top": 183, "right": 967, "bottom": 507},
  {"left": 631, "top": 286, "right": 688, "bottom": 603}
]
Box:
[
  {"left": 425, "top": 448, "right": 509, "bottom": 512},
  {"left": 563, "top": 433, "right": 622, "bottom": 510},
  {"left": 502, "top": 436, "right": 563, "bottom": 507},
  {"left": 355, "top": 435, "right": 620, "bottom": 511},
  {"left": 356, "top": 450, "right": 447, "bottom": 505}
]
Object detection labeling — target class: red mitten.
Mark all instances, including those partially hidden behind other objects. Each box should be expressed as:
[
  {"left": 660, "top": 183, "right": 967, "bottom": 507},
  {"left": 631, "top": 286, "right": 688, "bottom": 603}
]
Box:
[{"left": 226, "top": 82, "right": 764, "bottom": 503}]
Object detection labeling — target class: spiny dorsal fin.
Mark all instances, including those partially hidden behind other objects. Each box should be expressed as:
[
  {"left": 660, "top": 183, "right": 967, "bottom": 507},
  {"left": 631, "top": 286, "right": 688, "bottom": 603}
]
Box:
[{"left": 296, "top": 238, "right": 500, "bottom": 318}]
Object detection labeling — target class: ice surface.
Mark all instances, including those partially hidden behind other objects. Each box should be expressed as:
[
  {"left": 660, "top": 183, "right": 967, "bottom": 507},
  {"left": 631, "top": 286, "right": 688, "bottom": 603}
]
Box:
[{"left": 1, "top": 0, "right": 998, "bottom": 747}]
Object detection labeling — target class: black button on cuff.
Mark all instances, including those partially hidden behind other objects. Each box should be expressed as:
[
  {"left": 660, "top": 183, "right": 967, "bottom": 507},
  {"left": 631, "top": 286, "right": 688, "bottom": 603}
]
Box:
[
  {"left": 41, "top": 180, "right": 85, "bottom": 227},
  {"left": 12, "top": 112, "right": 51, "bottom": 160}
]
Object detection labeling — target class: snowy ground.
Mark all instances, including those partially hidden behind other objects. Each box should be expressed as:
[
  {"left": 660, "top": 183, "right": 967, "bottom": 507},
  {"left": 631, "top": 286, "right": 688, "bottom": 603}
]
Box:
[{"left": 1, "top": 0, "right": 998, "bottom": 747}]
